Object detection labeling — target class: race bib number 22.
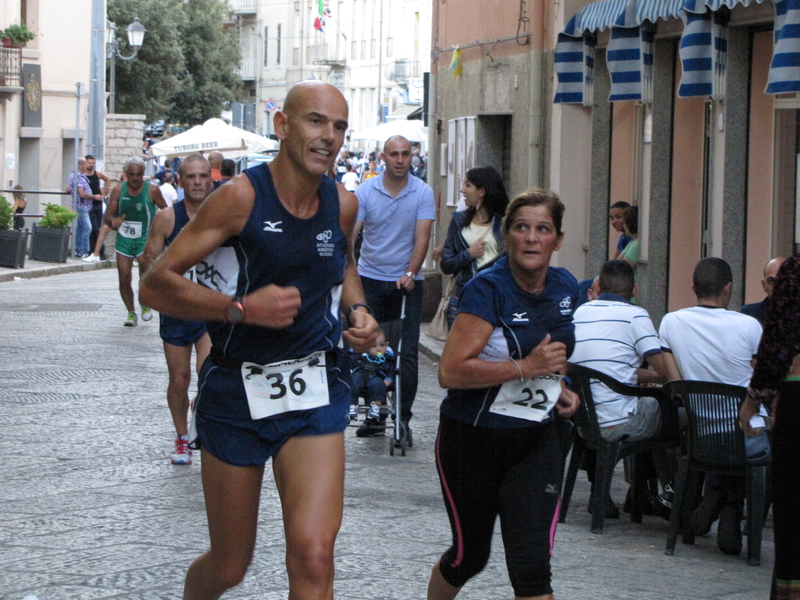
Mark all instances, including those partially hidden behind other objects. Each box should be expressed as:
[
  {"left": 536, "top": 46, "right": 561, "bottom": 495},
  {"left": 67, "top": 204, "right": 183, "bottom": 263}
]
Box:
[{"left": 490, "top": 373, "right": 563, "bottom": 422}]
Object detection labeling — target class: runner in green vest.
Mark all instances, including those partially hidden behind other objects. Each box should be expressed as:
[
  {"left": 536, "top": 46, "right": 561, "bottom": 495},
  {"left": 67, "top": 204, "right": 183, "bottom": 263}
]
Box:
[{"left": 105, "top": 156, "right": 167, "bottom": 326}]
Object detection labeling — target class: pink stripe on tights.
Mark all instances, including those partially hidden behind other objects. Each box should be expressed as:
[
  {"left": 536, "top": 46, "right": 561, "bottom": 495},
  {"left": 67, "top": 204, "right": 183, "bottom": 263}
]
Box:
[
  {"left": 549, "top": 497, "right": 561, "bottom": 555},
  {"left": 435, "top": 428, "right": 464, "bottom": 567}
]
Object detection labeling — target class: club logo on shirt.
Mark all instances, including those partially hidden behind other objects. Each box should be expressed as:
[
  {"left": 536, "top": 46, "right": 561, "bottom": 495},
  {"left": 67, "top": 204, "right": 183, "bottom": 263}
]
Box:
[
  {"left": 512, "top": 312, "right": 529, "bottom": 322},
  {"left": 559, "top": 296, "right": 573, "bottom": 315},
  {"left": 263, "top": 220, "right": 283, "bottom": 233},
  {"left": 316, "top": 229, "right": 335, "bottom": 257}
]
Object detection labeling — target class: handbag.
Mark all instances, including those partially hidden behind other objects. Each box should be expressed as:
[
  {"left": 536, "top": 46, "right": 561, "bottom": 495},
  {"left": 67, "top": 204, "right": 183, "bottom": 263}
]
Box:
[{"left": 426, "top": 274, "right": 456, "bottom": 342}]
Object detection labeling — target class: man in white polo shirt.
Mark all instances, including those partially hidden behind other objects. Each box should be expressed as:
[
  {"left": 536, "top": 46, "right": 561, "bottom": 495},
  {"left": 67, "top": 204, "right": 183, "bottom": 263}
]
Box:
[
  {"left": 571, "top": 260, "right": 681, "bottom": 516},
  {"left": 354, "top": 135, "right": 435, "bottom": 443},
  {"left": 659, "top": 257, "right": 764, "bottom": 555}
]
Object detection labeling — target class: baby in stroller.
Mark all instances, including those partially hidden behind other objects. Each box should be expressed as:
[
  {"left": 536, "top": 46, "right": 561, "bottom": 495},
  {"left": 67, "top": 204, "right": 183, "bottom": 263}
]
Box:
[{"left": 349, "top": 328, "right": 395, "bottom": 435}]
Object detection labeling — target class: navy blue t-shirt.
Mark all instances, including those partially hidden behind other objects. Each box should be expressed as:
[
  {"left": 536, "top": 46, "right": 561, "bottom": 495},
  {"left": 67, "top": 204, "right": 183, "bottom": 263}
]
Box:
[{"left": 440, "top": 256, "right": 578, "bottom": 428}]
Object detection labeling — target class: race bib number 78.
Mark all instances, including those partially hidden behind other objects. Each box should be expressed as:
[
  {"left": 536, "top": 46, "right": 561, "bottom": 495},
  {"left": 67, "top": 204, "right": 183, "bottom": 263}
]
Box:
[{"left": 490, "top": 374, "right": 563, "bottom": 422}]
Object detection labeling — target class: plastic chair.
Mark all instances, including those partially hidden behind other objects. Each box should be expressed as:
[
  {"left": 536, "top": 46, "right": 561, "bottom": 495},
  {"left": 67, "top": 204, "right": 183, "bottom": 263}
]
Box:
[
  {"left": 560, "top": 363, "right": 681, "bottom": 534},
  {"left": 663, "top": 380, "right": 767, "bottom": 566}
]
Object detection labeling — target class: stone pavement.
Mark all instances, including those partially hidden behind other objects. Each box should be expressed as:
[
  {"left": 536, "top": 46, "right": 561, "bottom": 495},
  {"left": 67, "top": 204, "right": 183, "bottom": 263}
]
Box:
[{"left": 0, "top": 264, "right": 774, "bottom": 599}]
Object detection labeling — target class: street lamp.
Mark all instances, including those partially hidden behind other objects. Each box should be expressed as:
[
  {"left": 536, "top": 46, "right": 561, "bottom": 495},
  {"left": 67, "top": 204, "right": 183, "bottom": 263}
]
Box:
[{"left": 106, "top": 17, "right": 146, "bottom": 114}]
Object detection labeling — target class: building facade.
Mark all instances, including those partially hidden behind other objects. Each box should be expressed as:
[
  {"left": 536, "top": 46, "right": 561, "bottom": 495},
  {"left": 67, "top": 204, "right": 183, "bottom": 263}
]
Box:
[
  {"left": 1, "top": 0, "right": 93, "bottom": 221},
  {"left": 229, "top": 0, "right": 431, "bottom": 145},
  {"left": 429, "top": 0, "right": 799, "bottom": 321}
]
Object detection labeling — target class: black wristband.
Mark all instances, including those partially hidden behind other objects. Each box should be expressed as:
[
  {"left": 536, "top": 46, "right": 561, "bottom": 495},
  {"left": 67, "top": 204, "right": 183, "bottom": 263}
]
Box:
[{"left": 347, "top": 303, "right": 372, "bottom": 322}]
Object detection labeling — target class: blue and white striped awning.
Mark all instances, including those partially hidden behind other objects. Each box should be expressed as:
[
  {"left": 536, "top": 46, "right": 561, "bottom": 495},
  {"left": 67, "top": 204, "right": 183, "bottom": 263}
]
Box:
[
  {"left": 554, "top": 0, "right": 779, "bottom": 104},
  {"left": 678, "top": 8, "right": 728, "bottom": 97},
  {"left": 607, "top": 24, "right": 656, "bottom": 101},
  {"left": 766, "top": 0, "right": 800, "bottom": 93},
  {"left": 555, "top": 33, "right": 596, "bottom": 105},
  {"left": 564, "top": 0, "right": 640, "bottom": 34}
]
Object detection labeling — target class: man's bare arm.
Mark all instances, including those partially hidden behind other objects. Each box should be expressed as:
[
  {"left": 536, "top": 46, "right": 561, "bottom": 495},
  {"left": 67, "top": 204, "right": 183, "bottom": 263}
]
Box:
[{"left": 138, "top": 208, "right": 174, "bottom": 274}]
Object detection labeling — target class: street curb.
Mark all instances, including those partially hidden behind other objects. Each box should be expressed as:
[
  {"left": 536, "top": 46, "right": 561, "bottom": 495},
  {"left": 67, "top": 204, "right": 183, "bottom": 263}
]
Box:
[{"left": 0, "top": 259, "right": 116, "bottom": 283}]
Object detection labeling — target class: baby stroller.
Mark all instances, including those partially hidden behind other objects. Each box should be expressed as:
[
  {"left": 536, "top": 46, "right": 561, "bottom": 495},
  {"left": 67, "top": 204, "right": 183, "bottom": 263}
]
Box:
[{"left": 347, "top": 294, "right": 409, "bottom": 456}]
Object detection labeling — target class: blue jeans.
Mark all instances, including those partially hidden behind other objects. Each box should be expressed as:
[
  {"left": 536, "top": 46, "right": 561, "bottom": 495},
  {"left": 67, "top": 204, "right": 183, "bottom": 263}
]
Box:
[
  {"left": 350, "top": 370, "right": 388, "bottom": 405},
  {"left": 360, "top": 276, "right": 423, "bottom": 423},
  {"left": 74, "top": 207, "right": 91, "bottom": 256}
]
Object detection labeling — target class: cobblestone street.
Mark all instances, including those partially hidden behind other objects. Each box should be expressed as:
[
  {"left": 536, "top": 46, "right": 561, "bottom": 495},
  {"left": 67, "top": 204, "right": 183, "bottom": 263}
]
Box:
[{"left": 0, "top": 267, "right": 774, "bottom": 599}]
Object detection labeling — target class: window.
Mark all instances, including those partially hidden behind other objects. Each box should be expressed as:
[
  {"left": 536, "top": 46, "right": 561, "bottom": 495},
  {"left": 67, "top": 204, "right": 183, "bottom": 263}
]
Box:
[
  {"left": 293, "top": 47, "right": 299, "bottom": 65},
  {"left": 361, "top": 40, "right": 366, "bottom": 60},
  {"left": 351, "top": 40, "right": 357, "bottom": 60},
  {"left": 276, "top": 24, "right": 282, "bottom": 65},
  {"left": 386, "top": 37, "right": 393, "bottom": 58},
  {"left": 371, "top": 39, "right": 376, "bottom": 59},
  {"left": 264, "top": 27, "right": 269, "bottom": 67}
]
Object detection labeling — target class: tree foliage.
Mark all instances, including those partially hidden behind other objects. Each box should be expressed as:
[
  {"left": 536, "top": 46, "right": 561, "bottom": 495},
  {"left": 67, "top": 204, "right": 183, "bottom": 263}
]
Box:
[
  {"left": 108, "top": 0, "right": 242, "bottom": 125},
  {"left": 167, "top": 0, "right": 243, "bottom": 125}
]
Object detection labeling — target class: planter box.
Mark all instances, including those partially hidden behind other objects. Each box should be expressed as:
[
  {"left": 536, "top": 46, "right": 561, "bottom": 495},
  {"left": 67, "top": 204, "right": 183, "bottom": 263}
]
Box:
[
  {"left": 30, "top": 224, "right": 70, "bottom": 263},
  {"left": 0, "top": 229, "right": 28, "bottom": 268}
]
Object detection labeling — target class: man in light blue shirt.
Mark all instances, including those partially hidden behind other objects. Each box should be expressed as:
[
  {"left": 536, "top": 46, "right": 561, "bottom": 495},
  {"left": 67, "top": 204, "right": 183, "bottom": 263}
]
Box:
[{"left": 354, "top": 135, "right": 434, "bottom": 442}]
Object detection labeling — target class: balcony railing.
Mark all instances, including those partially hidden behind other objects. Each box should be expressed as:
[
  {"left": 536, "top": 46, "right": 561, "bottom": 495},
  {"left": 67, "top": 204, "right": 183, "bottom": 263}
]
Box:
[
  {"left": 229, "top": 0, "right": 257, "bottom": 14},
  {"left": 0, "top": 46, "right": 22, "bottom": 89},
  {"left": 236, "top": 59, "right": 256, "bottom": 80},
  {"left": 394, "top": 59, "right": 421, "bottom": 85},
  {"left": 308, "top": 43, "right": 346, "bottom": 67}
]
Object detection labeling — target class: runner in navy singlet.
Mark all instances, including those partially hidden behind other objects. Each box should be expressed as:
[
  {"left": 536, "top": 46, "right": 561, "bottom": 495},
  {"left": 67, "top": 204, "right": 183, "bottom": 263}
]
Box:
[
  {"left": 139, "top": 81, "right": 378, "bottom": 600},
  {"left": 140, "top": 155, "right": 213, "bottom": 466}
]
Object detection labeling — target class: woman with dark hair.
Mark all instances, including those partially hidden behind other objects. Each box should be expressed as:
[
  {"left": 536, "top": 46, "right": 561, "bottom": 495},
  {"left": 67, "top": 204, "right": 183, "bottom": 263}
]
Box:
[
  {"left": 440, "top": 166, "right": 509, "bottom": 327},
  {"left": 427, "top": 188, "right": 579, "bottom": 600},
  {"left": 740, "top": 255, "right": 800, "bottom": 600}
]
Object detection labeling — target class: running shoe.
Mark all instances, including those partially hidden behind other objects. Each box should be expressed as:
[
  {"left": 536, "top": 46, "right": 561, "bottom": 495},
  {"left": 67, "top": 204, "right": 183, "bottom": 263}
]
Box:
[
  {"left": 367, "top": 401, "right": 381, "bottom": 421},
  {"left": 124, "top": 312, "right": 138, "bottom": 327},
  {"left": 349, "top": 404, "right": 358, "bottom": 421},
  {"left": 82, "top": 254, "right": 101, "bottom": 263},
  {"left": 141, "top": 306, "right": 153, "bottom": 321},
  {"left": 171, "top": 436, "right": 192, "bottom": 465}
]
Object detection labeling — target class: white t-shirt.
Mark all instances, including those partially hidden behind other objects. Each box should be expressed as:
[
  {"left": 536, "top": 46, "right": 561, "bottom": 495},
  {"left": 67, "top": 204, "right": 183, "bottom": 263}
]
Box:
[
  {"left": 570, "top": 297, "right": 664, "bottom": 427},
  {"left": 159, "top": 182, "right": 177, "bottom": 207},
  {"left": 341, "top": 171, "right": 359, "bottom": 192},
  {"left": 659, "top": 305, "right": 766, "bottom": 427},
  {"left": 658, "top": 306, "right": 761, "bottom": 387}
]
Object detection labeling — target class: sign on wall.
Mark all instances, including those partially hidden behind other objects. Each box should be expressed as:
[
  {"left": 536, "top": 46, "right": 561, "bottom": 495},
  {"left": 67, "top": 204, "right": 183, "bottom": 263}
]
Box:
[
  {"left": 22, "top": 63, "right": 42, "bottom": 128},
  {"left": 446, "top": 116, "right": 476, "bottom": 207}
]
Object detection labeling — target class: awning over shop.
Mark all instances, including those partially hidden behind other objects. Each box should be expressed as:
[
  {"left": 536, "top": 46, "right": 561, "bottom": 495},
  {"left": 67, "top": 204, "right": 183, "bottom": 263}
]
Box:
[
  {"left": 555, "top": 0, "right": 791, "bottom": 104},
  {"left": 766, "top": 0, "right": 800, "bottom": 93}
]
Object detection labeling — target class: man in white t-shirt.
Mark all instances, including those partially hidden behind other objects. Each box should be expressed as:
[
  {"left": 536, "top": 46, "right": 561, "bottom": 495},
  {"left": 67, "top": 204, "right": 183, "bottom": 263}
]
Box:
[
  {"left": 571, "top": 261, "right": 681, "bottom": 516},
  {"left": 159, "top": 172, "right": 178, "bottom": 207},
  {"left": 341, "top": 163, "right": 359, "bottom": 192},
  {"left": 659, "top": 257, "right": 763, "bottom": 555}
]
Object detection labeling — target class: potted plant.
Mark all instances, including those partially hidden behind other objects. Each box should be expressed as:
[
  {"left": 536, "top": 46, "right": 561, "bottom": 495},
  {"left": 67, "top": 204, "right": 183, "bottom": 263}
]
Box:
[
  {"left": 0, "top": 194, "right": 28, "bottom": 268},
  {"left": 30, "top": 203, "right": 76, "bottom": 263},
  {"left": 1, "top": 22, "right": 36, "bottom": 47}
]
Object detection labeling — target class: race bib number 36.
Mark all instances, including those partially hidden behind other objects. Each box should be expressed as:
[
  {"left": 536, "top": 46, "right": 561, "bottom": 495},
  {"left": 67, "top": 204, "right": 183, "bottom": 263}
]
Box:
[
  {"left": 490, "top": 374, "right": 563, "bottom": 422},
  {"left": 241, "top": 352, "right": 329, "bottom": 420},
  {"left": 118, "top": 220, "right": 143, "bottom": 239}
]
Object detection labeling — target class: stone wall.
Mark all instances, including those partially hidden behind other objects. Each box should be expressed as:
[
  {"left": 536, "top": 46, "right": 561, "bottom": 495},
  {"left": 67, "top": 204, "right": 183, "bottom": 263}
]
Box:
[
  {"left": 104, "top": 114, "right": 145, "bottom": 182},
  {"left": 102, "top": 114, "right": 145, "bottom": 257}
]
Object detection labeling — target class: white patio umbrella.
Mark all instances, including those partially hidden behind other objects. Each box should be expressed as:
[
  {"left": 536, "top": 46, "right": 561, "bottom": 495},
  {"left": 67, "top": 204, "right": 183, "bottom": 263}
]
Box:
[
  {"left": 350, "top": 119, "right": 429, "bottom": 143},
  {"left": 150, "top": 118, "right": 279, "bottom": 158}
]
